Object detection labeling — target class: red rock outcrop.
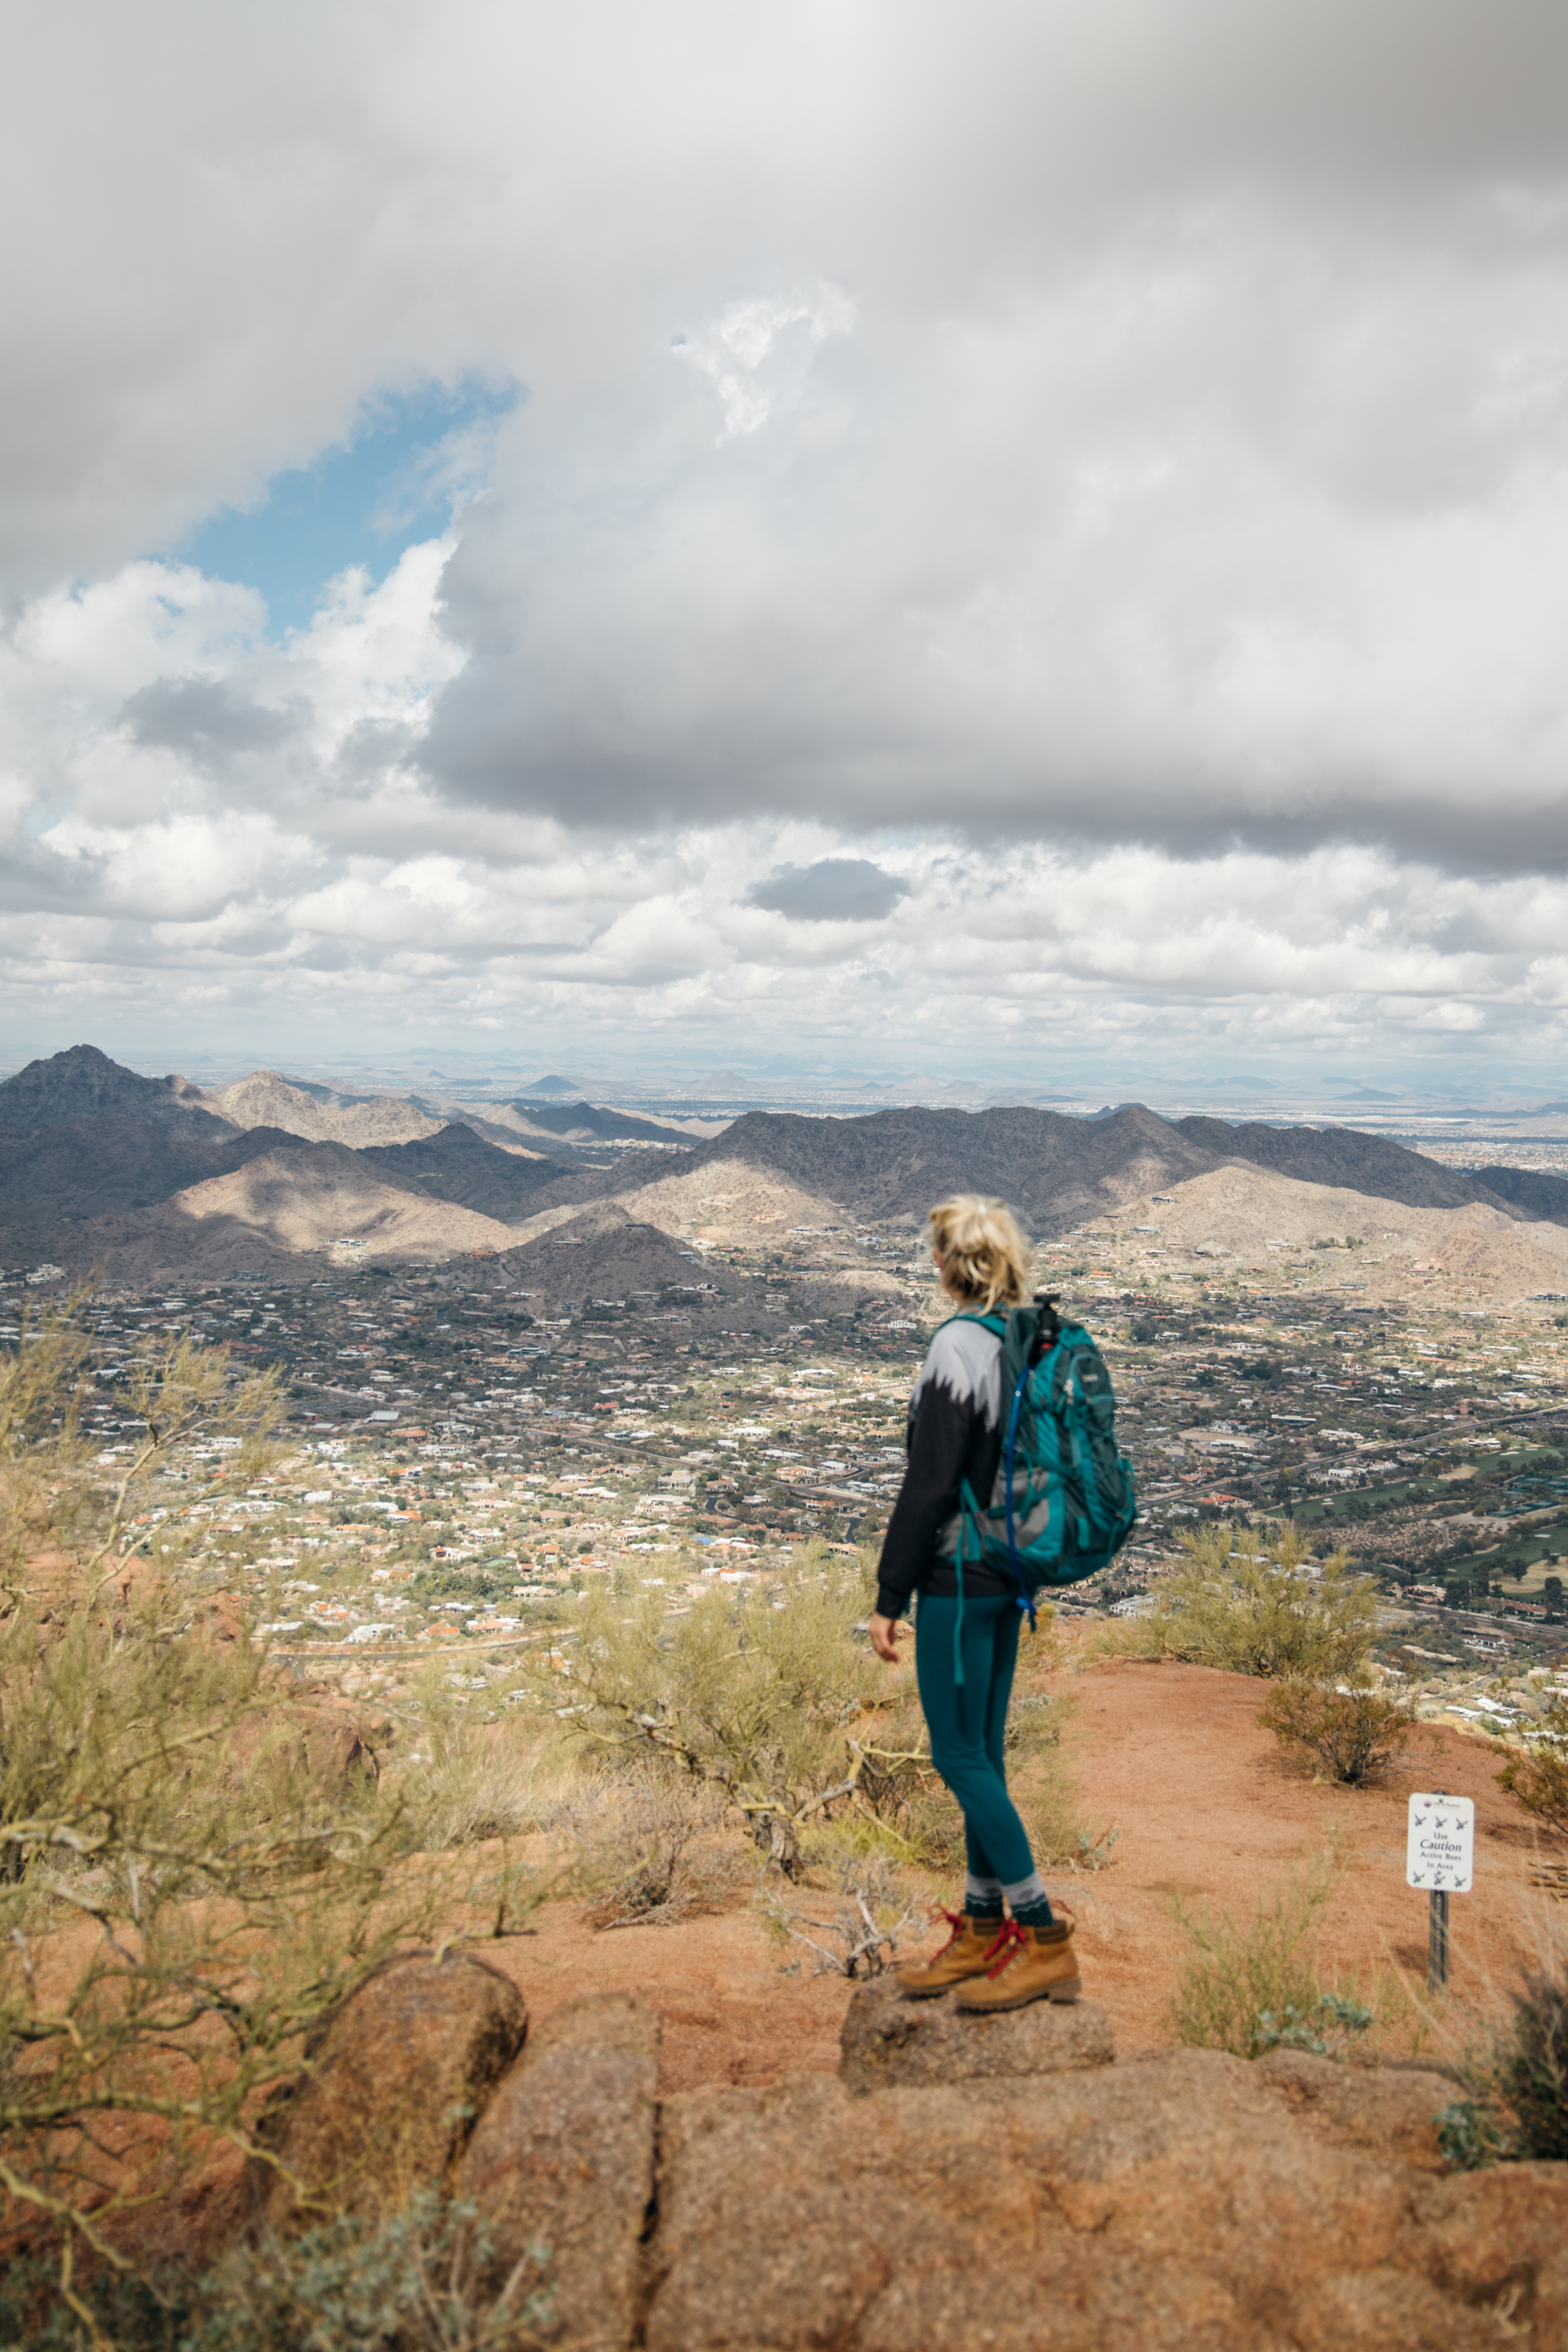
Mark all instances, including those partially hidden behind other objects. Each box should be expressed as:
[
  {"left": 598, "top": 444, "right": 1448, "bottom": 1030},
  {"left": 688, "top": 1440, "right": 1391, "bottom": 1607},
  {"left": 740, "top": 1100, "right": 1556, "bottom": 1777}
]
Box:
[{"left": 254, "top": 1953, "right": 528, "bottom": 2227}]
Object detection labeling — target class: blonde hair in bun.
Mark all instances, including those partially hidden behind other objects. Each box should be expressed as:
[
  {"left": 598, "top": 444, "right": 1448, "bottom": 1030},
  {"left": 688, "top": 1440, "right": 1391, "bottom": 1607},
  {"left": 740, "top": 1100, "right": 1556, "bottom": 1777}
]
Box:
[{"left": 929, "top": 1194, "right": 1031, "bottom": 1312}]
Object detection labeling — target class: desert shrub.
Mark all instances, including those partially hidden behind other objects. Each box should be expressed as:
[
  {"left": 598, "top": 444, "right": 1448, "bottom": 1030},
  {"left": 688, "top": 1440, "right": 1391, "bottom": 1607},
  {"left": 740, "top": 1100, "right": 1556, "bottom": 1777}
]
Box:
[
  {"left": 7, "top": 2190, "right": 555, "bottom": 2352},
  {"left": 1434, "top": 2099, "right": 1513, "bottom": 2172},
  {"left": 1251, "top": 1993, "right": 1373, "bottom": 2056},
  {"left": 387, "top": 1706, "right": 545, "bottom": 1853},
  {"left": 1497, "top": 1957, "right": 1568, "bottom": 2161},
  {"left": 830, "top": 1699, "right": 959, "bottom": 1868},
  {"left": 834, "top": 1625, "right": 1085, "bottom": 1873},
  {"left": 989, "top": 1686, "right": 1102, "bottom": 1866},
  {"left": 1495, "top": 1692, "right": 1568, "bottom": 1838},
  {"left": 1257, "top": 1681, "right": 1415, "bottom": 1785},
  {"left": 1068, "top": 1824, "right": 1122, "bottom": 1871},
  {"left": 846, "top": 1722, "right": 1098, "bottom": 1879},
  {"left": 579, "top": 1767, "right": 739, "bottom": 1928},
  {"left": 1076, "top": 1614, "right": 1162, "bottom": 1664},
  {"left": 530, "top": 1557, "right": 880, "bottom": 1870},
  {"left": 0, "top": 1688, "right": 442, "bottom": 2272},
  {"left": 0, "top": 1580, "right": 280, "bottom": 1882},
  {"left": 1004, "top": 1689, "right": 1063, "bottom": 1759},
  {"left": 0, "top": 2254, "right": 193, "bottom": 2351},
  {"left": 0, "top": 1289, "right": 286, "bottom": 1597},
  {"left": 1168, "top": 1868, "right": 1340, "bottom": 2057},
  {"left": 1017, "top": 1767, "right": 1095, "bottom": 1870},
  {"left": 0, "top": 1290, "right": 302, "bottom": 1885},
  {"left": 756, "top": 1853, "right": 924, "bottom": 1979},
  {"left": 0, "top": 1313, "right": 483, "bottom": 2297},
  {"left": 893, "top": 1779, "right": 968, "bottom": 1872},
  {"left": 1435, "top": 1936, "right": 1568, "bottom": 2169},
  {"left": 1148, "top": 1521, "right": 1380, "bottom": 1681},
  {"left": 188, "top": 2191, "right": 553, "bottom": 2352}
]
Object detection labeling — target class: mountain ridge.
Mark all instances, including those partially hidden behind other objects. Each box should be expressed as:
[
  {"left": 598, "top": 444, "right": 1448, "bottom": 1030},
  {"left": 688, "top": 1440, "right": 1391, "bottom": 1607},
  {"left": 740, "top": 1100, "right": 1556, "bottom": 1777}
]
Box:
[
  {"left": 198, "top": 1069, "right": 442, "bottom": 1148},
  {"left": 7, "top": 1046, "right": 1568, "bottom": 1280},
  {"left": 673, "top": 1104, "right": 1217, "bottom": 1227},
  {"left": 0, "top": 1117, "right": 316, "bottom": 1232},
  {"left": 0, "top": 1044, "right": 237, "bottom": 1145},
  {"left": 675, "top": 1102, "right": 1568, "bottom": 1231}
]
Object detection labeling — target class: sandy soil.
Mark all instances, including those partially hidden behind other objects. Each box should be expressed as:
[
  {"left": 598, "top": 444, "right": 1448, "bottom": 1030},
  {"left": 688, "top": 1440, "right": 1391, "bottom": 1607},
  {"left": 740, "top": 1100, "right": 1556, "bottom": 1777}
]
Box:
[{"left": 485, "top": 1658, "right": 1563, "bottom": 2094}]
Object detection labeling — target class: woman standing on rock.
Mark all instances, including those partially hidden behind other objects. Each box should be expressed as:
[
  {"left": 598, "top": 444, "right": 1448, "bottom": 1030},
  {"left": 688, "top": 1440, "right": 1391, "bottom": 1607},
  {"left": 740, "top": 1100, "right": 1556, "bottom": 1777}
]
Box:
[{"left": 867, "top": 1194, "right": 1081, "bottom": 2011}]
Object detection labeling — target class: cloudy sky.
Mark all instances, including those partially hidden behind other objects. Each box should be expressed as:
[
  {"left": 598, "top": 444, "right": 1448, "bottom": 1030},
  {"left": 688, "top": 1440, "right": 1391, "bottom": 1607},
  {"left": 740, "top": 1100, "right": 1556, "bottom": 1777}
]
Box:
[{"left": 5, "top": 0, "right": 1568, "bottom": 1098}]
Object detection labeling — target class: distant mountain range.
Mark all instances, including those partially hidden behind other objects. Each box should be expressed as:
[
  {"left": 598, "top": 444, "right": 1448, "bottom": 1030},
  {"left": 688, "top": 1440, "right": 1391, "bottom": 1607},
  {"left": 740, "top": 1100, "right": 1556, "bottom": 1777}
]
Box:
[
  {"left": 198, "top": 1069, "right": 441, "bottom": 1147},
  {"left": 3, "top": 1044, "right": 1567, "bottom": 1281},
  {"left": 497, "top": 1099, "right": 701, "bottom": 1145},
  {"left": 680, "top": 1105, "right": 1568, "bottom": 1227},
  {"left": 0, "top": 1048, "right": 684, "bottom": 1276}
]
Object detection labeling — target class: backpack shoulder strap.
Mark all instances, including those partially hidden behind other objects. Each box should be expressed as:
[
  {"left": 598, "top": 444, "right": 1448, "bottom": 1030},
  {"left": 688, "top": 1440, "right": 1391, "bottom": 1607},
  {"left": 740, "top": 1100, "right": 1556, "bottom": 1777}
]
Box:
[
  {"left": 1001, "top": 1302, "right": 1056, "bottom": 1391},
  {"left": 937, "top": 1311, "right": 1008, "bottom": 1339}
]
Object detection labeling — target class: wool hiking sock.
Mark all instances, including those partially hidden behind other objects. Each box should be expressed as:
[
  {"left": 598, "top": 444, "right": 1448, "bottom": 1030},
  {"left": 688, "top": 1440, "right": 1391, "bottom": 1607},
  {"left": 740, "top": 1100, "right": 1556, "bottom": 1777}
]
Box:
[
  {"left": 1001, "top": 1870, "right": 1055, "bottom": 1929},
  {"left": 1010, "top": 1894, "right": 1057, "bottom": 1929},
  {"left": 965, "top": 1876, "right": 1004, "bottom": 1922}
]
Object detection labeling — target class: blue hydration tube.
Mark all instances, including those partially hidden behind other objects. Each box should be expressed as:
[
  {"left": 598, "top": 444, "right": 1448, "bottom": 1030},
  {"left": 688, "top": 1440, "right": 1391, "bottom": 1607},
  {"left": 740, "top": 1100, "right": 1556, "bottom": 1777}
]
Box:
[{"left": 1002, "top": 1373, "right": 1036, "bottom": 1632}]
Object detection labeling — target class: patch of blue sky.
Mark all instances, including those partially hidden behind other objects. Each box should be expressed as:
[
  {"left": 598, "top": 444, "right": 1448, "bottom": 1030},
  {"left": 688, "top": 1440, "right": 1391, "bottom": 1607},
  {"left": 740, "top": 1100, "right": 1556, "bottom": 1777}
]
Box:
[{"left": 174, "top": 376, "right": 519, "bottom": 633}]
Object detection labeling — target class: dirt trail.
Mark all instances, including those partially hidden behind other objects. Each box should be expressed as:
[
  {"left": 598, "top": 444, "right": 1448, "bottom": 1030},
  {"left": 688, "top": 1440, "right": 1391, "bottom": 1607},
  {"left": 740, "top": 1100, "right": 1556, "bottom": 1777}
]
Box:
[
  {"left": 492, "top": 1658, "right": 1560, "bottom": 2092},
  {"left": 1041, "top": 1659, "right": 1548, "bottom": 2053}
]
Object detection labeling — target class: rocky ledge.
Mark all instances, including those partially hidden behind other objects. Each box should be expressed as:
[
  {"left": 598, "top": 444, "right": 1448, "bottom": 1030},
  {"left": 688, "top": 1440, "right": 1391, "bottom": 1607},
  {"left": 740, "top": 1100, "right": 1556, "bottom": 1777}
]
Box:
[
  {"left": 839, "top": 1971, "right": 1116, "bottom": 2092},
  {"left": 253, "top": 1955, "right": 1566, "bottom": 2351}
]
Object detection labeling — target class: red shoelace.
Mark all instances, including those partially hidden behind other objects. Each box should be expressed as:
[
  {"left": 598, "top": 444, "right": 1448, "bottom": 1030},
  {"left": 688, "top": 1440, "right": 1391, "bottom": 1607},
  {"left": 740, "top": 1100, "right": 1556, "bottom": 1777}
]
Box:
[
  {"left": 931, "top": 1907, "right": 967, "bottom": 1955},
  {"left": 982, "top": 1919, "right": 1028, "bottom": 1977}
]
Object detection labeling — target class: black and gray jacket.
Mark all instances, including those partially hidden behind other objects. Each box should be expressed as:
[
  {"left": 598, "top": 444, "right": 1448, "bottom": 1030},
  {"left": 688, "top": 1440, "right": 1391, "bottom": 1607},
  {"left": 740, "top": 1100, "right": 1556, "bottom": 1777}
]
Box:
[{"left": 874, "top": 1315, "right": 1017, "bottom": 1620}]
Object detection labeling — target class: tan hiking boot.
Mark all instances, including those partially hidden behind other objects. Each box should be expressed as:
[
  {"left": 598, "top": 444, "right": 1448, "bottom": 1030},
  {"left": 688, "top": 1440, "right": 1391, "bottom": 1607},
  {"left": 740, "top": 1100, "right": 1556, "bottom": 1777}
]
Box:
[
  {"left": 955, "top": 1917, "right": 1082, "bottom": 2011},
  {"left": 896, "top": 1910, "right": 1004, "bottom": 1998}
]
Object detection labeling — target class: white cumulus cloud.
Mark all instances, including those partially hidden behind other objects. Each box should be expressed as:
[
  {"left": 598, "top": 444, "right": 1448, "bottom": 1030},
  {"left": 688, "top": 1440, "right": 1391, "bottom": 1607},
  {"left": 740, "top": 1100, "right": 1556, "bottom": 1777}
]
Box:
[{"left": 4, "top": 0, "right": 1568, "bottom": 1086}]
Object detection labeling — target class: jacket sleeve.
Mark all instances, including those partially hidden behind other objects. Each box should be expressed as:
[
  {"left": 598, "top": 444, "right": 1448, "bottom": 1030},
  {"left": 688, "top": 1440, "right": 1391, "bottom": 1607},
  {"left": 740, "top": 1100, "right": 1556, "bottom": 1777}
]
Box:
[{"left": 874, "top": 1368, "right": 982, "bottom": 1620}]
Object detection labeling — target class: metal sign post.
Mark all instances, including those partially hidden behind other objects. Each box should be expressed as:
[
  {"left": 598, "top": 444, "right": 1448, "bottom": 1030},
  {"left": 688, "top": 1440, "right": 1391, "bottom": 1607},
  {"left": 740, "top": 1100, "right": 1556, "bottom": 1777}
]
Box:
[
  {"left": 1406, "top": 1792, "right": 1474, "bottom": 1993},
  {"left": 1428, "top": 1888, "right": 1449, "bottom": 1992}
]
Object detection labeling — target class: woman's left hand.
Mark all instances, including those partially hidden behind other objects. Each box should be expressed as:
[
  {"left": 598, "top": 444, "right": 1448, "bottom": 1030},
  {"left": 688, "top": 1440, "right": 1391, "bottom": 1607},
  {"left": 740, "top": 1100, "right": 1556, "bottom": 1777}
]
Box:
[{"left": 867, "top": 1611, "right": 903, "bottom": 1663}]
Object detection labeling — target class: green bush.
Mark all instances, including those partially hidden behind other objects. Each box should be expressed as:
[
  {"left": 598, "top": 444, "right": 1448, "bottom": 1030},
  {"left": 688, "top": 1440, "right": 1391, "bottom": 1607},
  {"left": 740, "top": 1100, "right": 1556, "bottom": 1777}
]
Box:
[
  {"left": 1148, "top": 1521, "right": 1380, "bottom": 1681},
  {"left": 1498, "top": 1958, "right": 1568, "bottom": 2161},
  {"left": 385, "top": 1710, "right": 545, "bottom": 1852},
  {"left": 1434, "top": 2099, "right": 1512, "bottom": 2172},
  {"left": 1252, "top": 1993, "right": 1373, "bottom": 2056},
  {"left": 1495, "top": 1693, "right": 1568, "bottom": 1838},
  {"left": 1168, "top": 1868, "right": 1341, "bottom": 2057},
  {"left": 0, "top": 1305, "right": 468, "bottom": 2294},
  {"left": 1, "top": 2191, "right": 554, "bottom": 2352},
  {"left": 529, "top": 1553, "right": 880, "bottom": 1870},
  {"left": 1435, "top": 1949, "right": 1568, "bottom": 2170},
  {"left": 0, "top": 1289, "right": 286, "bottom": 1596},
  {"left": 1257, "top": 1681, "right": 1415, "bottom": 1785}
]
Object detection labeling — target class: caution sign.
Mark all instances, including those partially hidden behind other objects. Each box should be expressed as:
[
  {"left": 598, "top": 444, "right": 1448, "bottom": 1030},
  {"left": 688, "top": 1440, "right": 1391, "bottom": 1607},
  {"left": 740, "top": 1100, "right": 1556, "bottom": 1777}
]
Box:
[{"left": 1406, "top": 1793, "right": 1475, "bottom": 1895}]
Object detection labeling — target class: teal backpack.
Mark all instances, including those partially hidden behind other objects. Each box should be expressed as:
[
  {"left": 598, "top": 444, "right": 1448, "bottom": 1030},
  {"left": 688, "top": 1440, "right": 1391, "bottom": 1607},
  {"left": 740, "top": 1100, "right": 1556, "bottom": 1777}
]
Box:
[{"left": 936, "top": 1298, "right": 1137, "bottom": 1674}]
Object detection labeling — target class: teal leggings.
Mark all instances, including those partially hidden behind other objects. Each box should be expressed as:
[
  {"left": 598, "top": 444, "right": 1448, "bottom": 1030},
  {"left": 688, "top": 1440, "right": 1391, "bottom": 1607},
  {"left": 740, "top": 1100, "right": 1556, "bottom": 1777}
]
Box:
[{"left": 913, "top": 1590, "right": 1035, "bottom": 1887}]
